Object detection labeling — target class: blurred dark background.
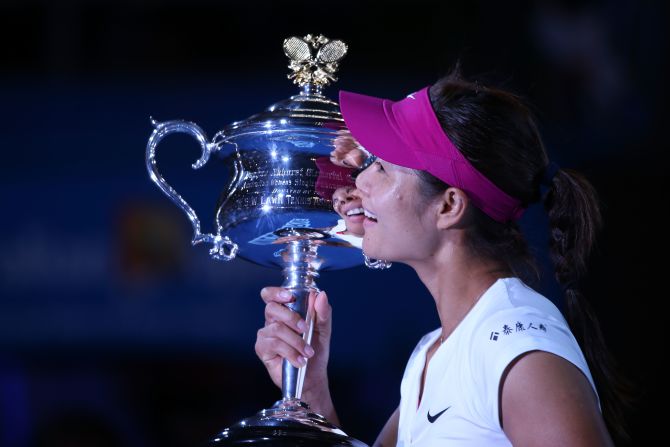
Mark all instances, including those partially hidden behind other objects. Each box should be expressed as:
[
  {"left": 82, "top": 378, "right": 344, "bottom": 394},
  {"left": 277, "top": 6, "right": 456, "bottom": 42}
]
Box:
[{"left": 0, "top": 0, "right": 665, "bottom": 445}]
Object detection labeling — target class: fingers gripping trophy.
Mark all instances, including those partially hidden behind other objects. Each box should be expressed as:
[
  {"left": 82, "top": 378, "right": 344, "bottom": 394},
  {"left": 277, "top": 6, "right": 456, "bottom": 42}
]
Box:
[{"left": 145, "top": 35, "right": 389, "bottom": 446}]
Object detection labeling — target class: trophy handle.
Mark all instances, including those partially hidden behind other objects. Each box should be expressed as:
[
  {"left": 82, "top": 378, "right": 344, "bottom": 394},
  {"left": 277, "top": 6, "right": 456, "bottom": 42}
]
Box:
[{"left": 146, "top": 118, "right": 239, "bottom": 261}]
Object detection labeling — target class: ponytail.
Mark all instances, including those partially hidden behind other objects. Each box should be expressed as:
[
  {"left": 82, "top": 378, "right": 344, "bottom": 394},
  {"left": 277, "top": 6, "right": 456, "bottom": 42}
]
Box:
[{"left": 544, "top": 167, "right": 634, "bottom": 444}]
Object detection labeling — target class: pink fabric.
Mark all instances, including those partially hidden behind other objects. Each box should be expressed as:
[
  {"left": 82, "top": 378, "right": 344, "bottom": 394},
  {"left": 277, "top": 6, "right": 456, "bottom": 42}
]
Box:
[
  {"left": 314, "top": 156, "right": 356, "bottom": 200},
  {"left": 339, "top": 86, "right": 525, "bottom": 222}
]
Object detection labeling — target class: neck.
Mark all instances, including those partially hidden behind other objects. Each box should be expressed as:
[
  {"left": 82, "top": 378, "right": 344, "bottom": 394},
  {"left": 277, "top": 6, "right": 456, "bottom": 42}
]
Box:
[{"left": 409, "top": 239, "right": 510, "bottom": 341}]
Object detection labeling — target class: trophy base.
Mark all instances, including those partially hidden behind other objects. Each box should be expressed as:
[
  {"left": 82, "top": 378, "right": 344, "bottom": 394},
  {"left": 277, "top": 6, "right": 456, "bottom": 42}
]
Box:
[{"left": 210, "top": 399, "right": 368, "bottom": 446}]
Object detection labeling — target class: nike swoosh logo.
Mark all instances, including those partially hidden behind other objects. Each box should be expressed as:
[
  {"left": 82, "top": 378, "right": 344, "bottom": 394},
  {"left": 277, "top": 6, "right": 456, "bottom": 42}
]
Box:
[{"left": 427, "top": 406, "right": 451, "bottom": 423}]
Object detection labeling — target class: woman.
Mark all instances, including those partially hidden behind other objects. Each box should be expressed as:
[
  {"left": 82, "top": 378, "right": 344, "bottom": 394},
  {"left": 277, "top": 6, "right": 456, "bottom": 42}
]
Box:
[{"left": 255, "top": 71, "right": 628, "bottom": 446}]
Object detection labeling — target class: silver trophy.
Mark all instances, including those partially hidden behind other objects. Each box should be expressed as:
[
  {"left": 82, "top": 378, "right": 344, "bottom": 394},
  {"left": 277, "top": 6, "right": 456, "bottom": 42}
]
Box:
[{"left": 146, "top": 35, "right": 387, "bottom": 446}]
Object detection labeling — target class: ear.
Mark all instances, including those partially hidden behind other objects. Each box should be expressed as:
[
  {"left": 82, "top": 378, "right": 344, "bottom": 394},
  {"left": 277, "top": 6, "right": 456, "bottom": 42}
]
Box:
[{"left": 435, "top": 187, "right": 470, "bottom": 230}]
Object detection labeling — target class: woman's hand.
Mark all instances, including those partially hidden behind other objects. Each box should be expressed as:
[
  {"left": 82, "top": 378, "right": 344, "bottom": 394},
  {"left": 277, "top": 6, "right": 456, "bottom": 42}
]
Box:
[
  {"left": 331, "top": 130, "right": 368, "bottom": 169},
  {"left": 255, "top": 287, "right": 335, "bottom": 417}
]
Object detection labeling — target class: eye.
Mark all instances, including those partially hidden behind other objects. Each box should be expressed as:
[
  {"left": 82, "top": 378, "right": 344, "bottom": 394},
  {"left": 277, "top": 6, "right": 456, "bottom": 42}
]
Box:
[{"left": 373, "top": 160, "right": 385, "bottom": 172}]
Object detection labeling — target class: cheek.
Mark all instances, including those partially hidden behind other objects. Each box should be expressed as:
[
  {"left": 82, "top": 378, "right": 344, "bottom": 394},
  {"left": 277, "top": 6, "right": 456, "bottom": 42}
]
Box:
[
  {"left": 381, "top": 203, "right": 422, "bottom": 240},
  {"left": 392, "top": 199, "right": 437, "bottom": 250}
]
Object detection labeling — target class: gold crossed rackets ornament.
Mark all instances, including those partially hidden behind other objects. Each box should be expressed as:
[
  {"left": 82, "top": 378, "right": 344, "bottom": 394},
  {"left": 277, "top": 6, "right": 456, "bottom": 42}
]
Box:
[{"left": 283, "top": 34, "right": 348, "bottom": 88}]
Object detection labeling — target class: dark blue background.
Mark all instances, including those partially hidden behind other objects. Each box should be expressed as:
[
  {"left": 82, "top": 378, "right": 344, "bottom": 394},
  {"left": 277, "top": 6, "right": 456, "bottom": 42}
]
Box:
[{"left": 1, "top": 1, "right": 664, "bottom": 445}]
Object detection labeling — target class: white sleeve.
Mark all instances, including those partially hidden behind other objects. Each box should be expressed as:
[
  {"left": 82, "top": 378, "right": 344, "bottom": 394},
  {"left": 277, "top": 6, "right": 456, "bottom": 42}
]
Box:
[{"left": 470, "top": 307, "right": 598, "bottom": 430}]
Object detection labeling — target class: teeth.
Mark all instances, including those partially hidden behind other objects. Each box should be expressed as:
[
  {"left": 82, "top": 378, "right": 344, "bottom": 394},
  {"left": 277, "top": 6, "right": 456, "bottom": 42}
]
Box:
[
  {"left": 346, "top": 207, "right": 364, "bottom": 216},
  {"left": 364, "top": 209, "right": 378, "bottom": 220}
]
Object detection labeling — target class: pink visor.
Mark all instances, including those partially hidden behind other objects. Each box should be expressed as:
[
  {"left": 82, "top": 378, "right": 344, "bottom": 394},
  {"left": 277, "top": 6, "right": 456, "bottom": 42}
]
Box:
[{"left": 339, "top": 86, "right": 525, "bottom": 222}]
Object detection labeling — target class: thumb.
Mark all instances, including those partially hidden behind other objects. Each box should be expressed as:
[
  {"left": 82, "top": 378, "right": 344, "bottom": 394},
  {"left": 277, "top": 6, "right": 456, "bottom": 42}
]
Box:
[
  {"left": 311, "top": 290, "right": 332, "bottom": 337},
  {"left": 315, "top": 291, "right": 332, "bottom": 323}
]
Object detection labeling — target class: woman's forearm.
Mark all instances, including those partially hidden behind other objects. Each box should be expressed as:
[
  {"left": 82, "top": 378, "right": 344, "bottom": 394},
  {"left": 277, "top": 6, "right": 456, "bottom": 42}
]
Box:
[{"left": 301, "top": 382, "right": 340, "bottom": 426}]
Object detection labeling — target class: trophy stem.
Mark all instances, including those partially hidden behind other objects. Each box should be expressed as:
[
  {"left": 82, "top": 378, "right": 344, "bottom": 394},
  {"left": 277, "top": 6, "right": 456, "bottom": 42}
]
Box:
[
  {"left": 210, "top": 233, "right": 369, "bottom": 445},
  {"left": 280, "top": 239, "right": 320, "bottom": 401}
]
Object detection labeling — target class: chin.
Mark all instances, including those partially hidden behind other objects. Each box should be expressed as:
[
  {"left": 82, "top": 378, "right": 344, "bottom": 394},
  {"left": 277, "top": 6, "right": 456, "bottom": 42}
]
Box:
[
  {"left": 362, "top": 238, "right": 388, "bottom": 260},
  {"left": 364, "top": 240, "right": 414, "bottom": 265}
]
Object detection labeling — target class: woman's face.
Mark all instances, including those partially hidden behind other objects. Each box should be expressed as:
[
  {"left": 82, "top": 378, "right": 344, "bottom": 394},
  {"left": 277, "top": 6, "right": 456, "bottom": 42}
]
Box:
[
  {"left": 355, "top": 158, "right": 438, "bottom": 262},
  {"left": 332, "top": 186, "right": 365, "bottom": 237}
]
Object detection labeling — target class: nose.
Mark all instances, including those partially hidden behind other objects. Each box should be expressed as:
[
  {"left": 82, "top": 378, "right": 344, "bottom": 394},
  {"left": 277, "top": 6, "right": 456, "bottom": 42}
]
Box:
[
  {"left": 333, "top": 186, "right": 358, "bottom": 208},
  {"left": 354, "top": 166, "right": 371, "bottom": 197},
  {"left": 344, "top": 186, "right": 361, "bottom": 202}
]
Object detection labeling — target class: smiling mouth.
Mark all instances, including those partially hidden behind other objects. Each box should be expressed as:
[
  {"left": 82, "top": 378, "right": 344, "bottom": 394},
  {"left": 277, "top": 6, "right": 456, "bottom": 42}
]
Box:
[
  {"left": 345, "top": 207, "right": 365, "bottom": 217},
  {"left": 363, "top": 208, "right": 378, "bottom": 223}
]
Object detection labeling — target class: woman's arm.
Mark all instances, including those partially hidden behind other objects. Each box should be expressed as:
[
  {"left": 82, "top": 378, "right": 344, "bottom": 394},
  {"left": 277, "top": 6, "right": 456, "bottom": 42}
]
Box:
[
  {"left": 501, "top": 351, "right": 614, "bottom": 447},
  {"left": 373, "top": 406, "right": 399, "bottom": 447},
  {"left": 301, "top": 382, "right": 340, "bottom": 426}
]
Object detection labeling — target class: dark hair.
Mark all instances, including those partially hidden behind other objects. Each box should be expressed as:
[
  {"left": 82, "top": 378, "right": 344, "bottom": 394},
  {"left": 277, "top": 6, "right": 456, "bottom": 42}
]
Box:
[{"left": 421, "top": 67, "right": 633, "bottom": 443}]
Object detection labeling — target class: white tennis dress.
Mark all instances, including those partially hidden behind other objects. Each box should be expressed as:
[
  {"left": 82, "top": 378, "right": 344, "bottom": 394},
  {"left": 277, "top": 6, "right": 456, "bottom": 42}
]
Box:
[{"left": 396, "top": 277, "right": 598, "bottom": 446}]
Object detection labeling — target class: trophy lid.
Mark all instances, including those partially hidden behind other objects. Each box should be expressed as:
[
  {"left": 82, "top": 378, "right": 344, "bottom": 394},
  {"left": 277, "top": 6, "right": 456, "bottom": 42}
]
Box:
[{"left": 219, "top": 35, "right": 349, "bottom": 141}]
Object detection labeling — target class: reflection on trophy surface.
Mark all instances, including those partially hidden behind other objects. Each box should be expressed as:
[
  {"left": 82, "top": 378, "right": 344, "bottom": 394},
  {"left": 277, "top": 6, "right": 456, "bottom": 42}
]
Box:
[{"left": 145, "top": 34, "right": 375, "bottom": 446}]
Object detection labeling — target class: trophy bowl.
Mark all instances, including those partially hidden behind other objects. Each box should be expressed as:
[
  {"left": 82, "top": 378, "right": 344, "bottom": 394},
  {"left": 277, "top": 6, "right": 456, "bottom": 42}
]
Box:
[{"left": 146, "top": 34, "right": 383, "bottom": 446}]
